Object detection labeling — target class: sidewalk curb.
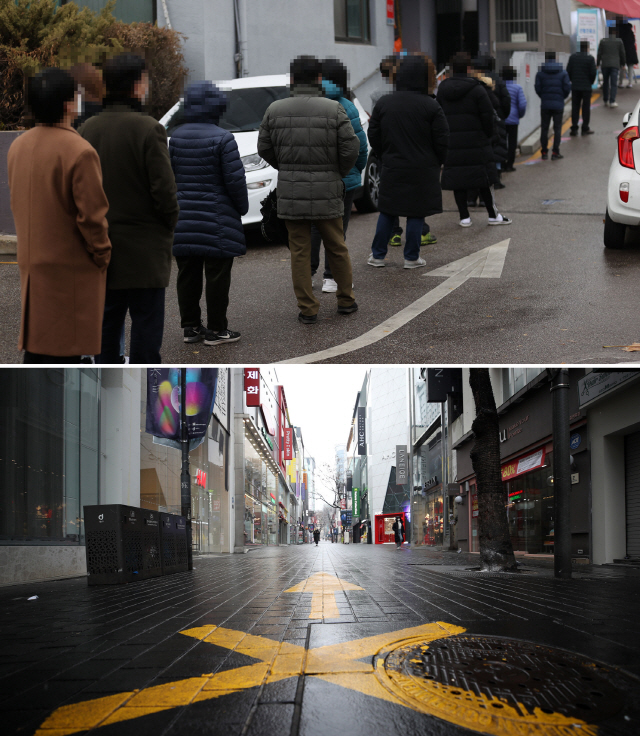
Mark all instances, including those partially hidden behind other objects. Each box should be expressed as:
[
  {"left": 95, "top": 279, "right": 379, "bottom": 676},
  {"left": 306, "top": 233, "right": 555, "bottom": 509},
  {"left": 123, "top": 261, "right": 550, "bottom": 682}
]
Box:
[{"left": 0, "top": 234, "right": 17, "bottom": 255}]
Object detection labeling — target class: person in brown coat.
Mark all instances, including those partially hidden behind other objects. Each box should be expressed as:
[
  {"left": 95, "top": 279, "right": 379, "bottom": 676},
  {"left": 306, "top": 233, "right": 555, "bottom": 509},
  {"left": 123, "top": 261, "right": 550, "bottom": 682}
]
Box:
[
  {"left": 7, "top": 68, "right": 112, "bottom": 364},
  {"left": 80, "top": 54, "right": 179, "bottom": 364}
]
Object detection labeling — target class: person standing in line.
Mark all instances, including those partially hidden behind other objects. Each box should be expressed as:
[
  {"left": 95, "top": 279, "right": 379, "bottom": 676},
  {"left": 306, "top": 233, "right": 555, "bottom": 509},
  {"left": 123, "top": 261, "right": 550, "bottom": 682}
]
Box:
[
  {"left": 310, "top": 58, "right": 367, "bottom": 294},
  {"left": 566, "top": 41, "right": 597, "bottom": 136},
  {"left": 367, "top": 54, "right": 449, "bottom": 269},
  {"left": 169, "top": 82, "right": 248, "bottom": 346},
  {"left": 437, "top": 52, "right": 511, "bottom": 228},
  {"left": 8, "top": 68, "right": 112, "bottom": 364},
  {"left": 502, "top": 66, "right": 527, "bottom": 171},
  {"left": 616, "top": 17, "right": 638, "bottom": 88},
  {"left": 534, "top": 51, "right": 571, "bottom": 160},
  {"left": 69, "top": 63, "right": 104, "bottom": 129},
  {"left": 258, "top": 55, "right": 359, "bottom": 324},
  {"left": 393, "top": 516, "right": 404, "bottom": 549},
  {"left": 80, "top": 53, "right": 179, "bottom": 363},
  {"left": 597, "top": 26, "right": 626, "bottom": 107}
]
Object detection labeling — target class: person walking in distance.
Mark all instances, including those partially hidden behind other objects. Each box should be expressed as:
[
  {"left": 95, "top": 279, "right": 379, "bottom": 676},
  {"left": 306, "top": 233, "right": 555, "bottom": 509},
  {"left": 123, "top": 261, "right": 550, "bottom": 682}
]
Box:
[
  {"left": 535, "top": 51, "right": 571, "bottom": 160},
  {"left": 616, "top": 17, "right": 638, "bottom": 88},
  {"left": 437, "top": 52, "right": 511, "bottom": 228},
  {"left": 567, "top": 41, "right": 597, "bottom": 136},
  {"left": 367, "top": 54, "right": 449, "bottom": 269},
  {"left": 502, "top": 66, "right": 527, "bottom": 171},
  {"left": 8, "top": 69, "right": 111, "bottom": 364},
  {"left": 597, "top": 26, "right": 626, "bottom": 108},
  {"left": 258, "top": 55, "right": 359, "bottom": 324},
  {"left": 313, "top": 528, "right": 321, "bottom": 546},
  {"left": 310, "top": 58, "right": 367, "bottom": 294},
  {"left": 169, "top": 82, "right": 248, "bottom": 347},
  {"left": 393, "top": 517, "right": 405, "bottom": 549},
  {"left": 80, "top": 53, "right": 179, "bottom": 363}
]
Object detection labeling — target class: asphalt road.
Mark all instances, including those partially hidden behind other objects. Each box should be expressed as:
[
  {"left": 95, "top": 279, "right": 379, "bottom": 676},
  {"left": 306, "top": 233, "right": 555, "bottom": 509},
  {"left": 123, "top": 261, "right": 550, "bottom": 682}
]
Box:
[
  {"left": 2, "top": 544, "right": 640, "bottom": 736},
  {"left": 2, "top": 87, "right": 640, "bottom": 364}
]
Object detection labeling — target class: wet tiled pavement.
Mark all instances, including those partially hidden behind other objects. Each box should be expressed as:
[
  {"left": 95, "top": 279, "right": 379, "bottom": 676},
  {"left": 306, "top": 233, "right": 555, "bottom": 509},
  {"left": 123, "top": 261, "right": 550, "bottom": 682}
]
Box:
[{"left": 2, "top": 544, "right": 639, "bottom": 736}]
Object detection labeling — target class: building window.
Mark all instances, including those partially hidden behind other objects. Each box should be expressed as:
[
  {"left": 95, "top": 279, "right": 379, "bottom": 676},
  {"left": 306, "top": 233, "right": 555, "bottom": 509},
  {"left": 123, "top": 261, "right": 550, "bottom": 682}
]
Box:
[
  {"left": 503, "top": 367, "right": 545, "bottom": 401},
  {"left": 495, "top": 0, "right": 538, "bottom": 43},
  {"left": 334, "top": 0, "right": 370, "bottom": 43}
]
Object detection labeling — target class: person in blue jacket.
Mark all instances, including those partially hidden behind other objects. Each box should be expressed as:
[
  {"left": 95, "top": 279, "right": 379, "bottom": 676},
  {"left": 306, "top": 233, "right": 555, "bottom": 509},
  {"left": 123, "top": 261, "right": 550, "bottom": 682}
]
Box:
[
  {"left": 534, "top": 51, "right": 571, "bottom": 160},
  {"left": 169, "top": 81, "right": 249, "bottom": 346},
  {"left": 502, "top": 66, "right": 527, "bottom": 172},
  {"left": 310, "top": 58, "right": 368, "bottom": 294}
]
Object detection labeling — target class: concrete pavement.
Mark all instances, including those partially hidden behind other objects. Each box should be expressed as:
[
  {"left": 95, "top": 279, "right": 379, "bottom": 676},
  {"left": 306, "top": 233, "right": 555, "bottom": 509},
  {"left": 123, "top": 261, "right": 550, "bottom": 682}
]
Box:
[
  {"left": 2, "top": 87, "right": 640, "bottom": 363},
  {"left": 2, "top": 544, "right": 639, "bottom": 736}
]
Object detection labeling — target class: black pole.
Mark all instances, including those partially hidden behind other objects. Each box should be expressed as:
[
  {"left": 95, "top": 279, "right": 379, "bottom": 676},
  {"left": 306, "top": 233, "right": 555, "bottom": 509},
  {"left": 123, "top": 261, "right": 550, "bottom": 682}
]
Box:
[
  {"left": 551, "top": 369, "right": 571, "bottom": 579},
  {"left": 180, "top": 368, "right": 193, "bottom": 571}
]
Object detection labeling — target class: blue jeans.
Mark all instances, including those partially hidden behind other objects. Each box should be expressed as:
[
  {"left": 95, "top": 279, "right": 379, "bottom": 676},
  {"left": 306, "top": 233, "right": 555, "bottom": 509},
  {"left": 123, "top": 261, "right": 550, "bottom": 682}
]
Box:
[
  {"left": 372, "top": 212, "right": 421, "bottom": 261},
  {"left": 602, "top": 67, "right": 619, "bottom": 103},
  {"left": 391, "top": 216, "right": 430, "bottom": 236}
]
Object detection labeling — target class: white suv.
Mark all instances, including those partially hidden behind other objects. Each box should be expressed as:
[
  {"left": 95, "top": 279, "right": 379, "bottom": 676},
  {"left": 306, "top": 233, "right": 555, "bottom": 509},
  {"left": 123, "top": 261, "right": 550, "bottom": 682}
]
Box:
[
  {"left": 605, "top": 107, "right": 640, "bottom": 247},
  {"left": 160, "top": 74, "right": 376, "bottom": 227}
]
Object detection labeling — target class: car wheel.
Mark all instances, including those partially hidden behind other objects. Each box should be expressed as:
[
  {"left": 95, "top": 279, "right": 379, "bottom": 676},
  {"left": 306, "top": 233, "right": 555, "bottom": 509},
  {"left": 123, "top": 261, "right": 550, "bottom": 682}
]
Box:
[
  {"left": 354, "top": 154, "right": 380, "bottom": 213},
  {"left": 604, "top": 208, "right": 628, "bottom": 248}
]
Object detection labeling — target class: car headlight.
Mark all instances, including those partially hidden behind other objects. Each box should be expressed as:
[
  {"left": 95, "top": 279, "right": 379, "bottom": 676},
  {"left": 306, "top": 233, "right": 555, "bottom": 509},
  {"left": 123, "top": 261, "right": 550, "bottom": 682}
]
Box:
[{"left": 241, "top": 154, "right": 268, "bottom": 172}]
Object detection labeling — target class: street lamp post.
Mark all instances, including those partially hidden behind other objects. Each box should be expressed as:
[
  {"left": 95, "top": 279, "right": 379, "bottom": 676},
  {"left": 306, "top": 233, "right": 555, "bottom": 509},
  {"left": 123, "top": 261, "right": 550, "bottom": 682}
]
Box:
[
  {"left": 180, "top": 368, "right": 193, "bottom": 571},
  {"left": 551, "top": 368, "right": 571, "bottom": 579}
]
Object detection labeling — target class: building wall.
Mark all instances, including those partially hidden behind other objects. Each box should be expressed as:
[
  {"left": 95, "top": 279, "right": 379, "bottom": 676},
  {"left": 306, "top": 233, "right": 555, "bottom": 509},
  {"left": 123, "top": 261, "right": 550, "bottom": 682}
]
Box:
[{"left": 0, "top": 546, "right": 86, "bottom": 587}]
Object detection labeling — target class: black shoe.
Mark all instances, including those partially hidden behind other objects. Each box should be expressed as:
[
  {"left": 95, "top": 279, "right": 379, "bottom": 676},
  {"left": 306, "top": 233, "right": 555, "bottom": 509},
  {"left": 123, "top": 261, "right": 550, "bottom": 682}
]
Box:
[
  {"left": 203, "top": 329, "right": 241, "bottom": 345},
  {"left": 494, "top": 181, "right": 506, "bottom": 190},
  {"left": 478, "top": 200, "right": 486, "bottom": 208},
  {"left": 298, "top": 312, "right": 318, "bottom": 324},
  {"left": 503, "top": 166, "right": 516, "bottom": 172},
  {"left": 551, "top": 152, "right": 563, "bottom": 160},
  {"left": 467, "top": 200, "right": 478, "bottom": 208},
  {"left": 338, "top": 302, "right": 358, "bottom": 315},
  {"left": 541, "top": 151, "right": 548, "bottom": 160},
  {"left": 183, "top": 324, "right": 205, "bottom": 343},
  {"left": 569, "top": 130, "right": 578, "bottom": 136},
  {"left": 582, "top": 129, "right": 595, "bottom": 135}
]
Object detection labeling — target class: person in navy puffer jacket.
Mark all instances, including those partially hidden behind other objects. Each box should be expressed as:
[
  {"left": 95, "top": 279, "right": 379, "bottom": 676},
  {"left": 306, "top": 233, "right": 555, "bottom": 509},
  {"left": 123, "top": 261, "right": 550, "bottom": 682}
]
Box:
[
  {"left": 534, "top": 52, "right": 571, "bottom": 160},
  {"left": 169, "top": 81, "right": 248, "bottom": 346},
  {"left": 310, "top": 58, "right": 368, "bottom": 294},
  {"left": 502, "top": 66, "right": 527, "bottom": 171}
]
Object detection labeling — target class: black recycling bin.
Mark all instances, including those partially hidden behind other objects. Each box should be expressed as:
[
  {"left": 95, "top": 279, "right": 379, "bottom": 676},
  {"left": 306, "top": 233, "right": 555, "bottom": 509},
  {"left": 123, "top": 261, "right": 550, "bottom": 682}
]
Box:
[
  {"left": 159, "top": 512, "right": 189, "bottom": 575},
  {"left": 84, "top": 504, "right": 162, "bottom": 585}
]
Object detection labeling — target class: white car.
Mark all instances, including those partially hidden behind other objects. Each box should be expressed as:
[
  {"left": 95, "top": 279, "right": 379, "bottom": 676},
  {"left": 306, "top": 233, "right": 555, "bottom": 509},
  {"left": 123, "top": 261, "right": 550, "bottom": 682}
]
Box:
[
  {"left": 160, "top": 74, "right": 378, "bottom": 227},
  {"left": 605, "top": 107, "right": 640, "bottom": 247}
]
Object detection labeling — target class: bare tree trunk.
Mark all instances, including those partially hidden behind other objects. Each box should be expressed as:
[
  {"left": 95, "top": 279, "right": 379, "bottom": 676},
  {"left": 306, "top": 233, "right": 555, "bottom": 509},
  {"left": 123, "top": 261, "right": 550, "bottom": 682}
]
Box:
[{"left": 469, "top": 369, "right": 517, "bottom": 572}]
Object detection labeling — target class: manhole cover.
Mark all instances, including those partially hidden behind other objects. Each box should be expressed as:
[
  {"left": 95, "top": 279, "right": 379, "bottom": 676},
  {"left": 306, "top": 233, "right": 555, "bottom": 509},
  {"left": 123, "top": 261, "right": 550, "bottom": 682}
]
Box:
[{"left": 375, "top": 634, "right": 639, "bottom": 735}]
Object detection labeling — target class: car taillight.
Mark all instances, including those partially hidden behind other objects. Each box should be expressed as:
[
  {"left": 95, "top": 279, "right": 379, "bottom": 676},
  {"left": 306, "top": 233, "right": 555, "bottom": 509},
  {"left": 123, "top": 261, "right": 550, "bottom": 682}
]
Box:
[
  {"left": 618, "top": 126, "right": 639, "bottom": 168},
  {"left": 620, "top": 182, "right": 630, "bottom": 202}
]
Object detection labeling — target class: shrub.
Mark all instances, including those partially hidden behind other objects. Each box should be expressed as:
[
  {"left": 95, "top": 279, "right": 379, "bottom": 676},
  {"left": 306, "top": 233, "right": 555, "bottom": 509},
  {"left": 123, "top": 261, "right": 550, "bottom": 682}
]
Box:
[{"left": 0, "top": 0, "right": 188, "bottom": 129}]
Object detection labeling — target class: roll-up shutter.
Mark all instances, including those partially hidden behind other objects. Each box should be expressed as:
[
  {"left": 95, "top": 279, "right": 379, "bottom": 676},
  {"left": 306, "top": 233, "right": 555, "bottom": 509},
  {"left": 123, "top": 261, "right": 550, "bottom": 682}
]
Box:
[{"left": 624, "top": 431, "right": 640, "bottom": 558}]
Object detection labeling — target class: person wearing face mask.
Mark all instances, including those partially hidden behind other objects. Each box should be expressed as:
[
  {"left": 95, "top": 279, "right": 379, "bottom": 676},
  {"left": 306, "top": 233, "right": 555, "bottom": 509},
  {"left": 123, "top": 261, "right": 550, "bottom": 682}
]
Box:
[
  {"left": 7, "top": 68, "right": 112, "bottom": 364},
  {"left": 80, "top": 53, "right": 179, "bottom": 364},
  {"left": 69, "top": 62, "right": 104, "bottom": 129}
]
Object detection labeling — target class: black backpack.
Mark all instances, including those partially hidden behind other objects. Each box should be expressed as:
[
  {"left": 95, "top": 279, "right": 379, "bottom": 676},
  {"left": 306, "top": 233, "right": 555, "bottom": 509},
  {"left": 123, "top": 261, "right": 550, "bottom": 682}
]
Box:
[{"left": 260, "top": 189, "right": 289, "bottom": 247}]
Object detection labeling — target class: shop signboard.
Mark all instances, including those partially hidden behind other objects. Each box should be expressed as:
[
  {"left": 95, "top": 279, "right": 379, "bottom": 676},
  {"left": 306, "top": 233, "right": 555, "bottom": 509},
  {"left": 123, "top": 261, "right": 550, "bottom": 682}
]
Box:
[
  {"left": 352, "top": 486, "right": 360, "bottom": 518},
  {"left": 357, "top": 407, "right": 367, "bottom": 455},
  {"left": 578, "top": 370, "right": 638, "bottom": 408},
  {"left": 386, "top": 0, "right": 394, "bottom": 26},
  {"left": 396, "top": 445, "right": 407, "bottom": 485},
  {"left": 244, "top": 368, "right": 260, "bottom": 407},
  {"left": 213, "top": 367, "right": 230, "bottom": 433},
  {"left": 284, "top": 427, "right": 293, "bottom": 460},
  {"left": 501, "top": 448, "right": 545, "bottom": 482}
]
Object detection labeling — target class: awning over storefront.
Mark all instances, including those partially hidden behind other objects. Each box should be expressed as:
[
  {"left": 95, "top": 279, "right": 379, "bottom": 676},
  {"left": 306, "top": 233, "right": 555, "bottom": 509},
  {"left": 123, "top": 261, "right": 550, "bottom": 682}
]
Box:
[{"left": 579, "top": 0, "right": 640, "bottom": 16}]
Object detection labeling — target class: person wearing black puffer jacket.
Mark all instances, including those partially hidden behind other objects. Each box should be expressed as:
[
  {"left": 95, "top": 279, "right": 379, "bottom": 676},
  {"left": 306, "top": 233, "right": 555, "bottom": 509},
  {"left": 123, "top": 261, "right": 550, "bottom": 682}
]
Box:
[
  {"left": 567, "top": 41, "right": 597, "bottom": 136},
  {"left": 169, "top": 81, "right": 249, "bottom": 347},
  {"left": 437, "top": 52, "right": 512, "bottom": 228}
]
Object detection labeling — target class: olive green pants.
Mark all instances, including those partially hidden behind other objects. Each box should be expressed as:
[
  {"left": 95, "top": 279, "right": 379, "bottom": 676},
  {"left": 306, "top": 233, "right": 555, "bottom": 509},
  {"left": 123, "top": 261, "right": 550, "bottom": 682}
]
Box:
[{"left": 285, "top": 218, "right": 355, "bottom": 316}]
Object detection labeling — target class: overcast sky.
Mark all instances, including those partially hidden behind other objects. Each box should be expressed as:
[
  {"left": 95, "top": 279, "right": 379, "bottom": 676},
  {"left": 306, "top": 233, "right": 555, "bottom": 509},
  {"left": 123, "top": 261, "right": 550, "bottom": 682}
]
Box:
[{"left": 274, "top": 365, "right": 368, "bottom": 490}]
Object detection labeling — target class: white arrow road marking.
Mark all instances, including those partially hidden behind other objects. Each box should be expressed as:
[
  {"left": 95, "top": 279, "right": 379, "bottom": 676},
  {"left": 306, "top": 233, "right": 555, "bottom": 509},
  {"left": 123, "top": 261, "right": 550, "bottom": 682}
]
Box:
[{"left": 278, "top": 240, "right": 510, "bottom": 365}]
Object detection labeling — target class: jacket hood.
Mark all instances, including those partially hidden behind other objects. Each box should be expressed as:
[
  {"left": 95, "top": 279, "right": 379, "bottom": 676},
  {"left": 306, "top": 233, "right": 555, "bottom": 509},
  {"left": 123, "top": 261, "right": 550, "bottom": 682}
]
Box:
[
  {"left": 183, "top": 81, "right": 227, "bottom": 123},
  {"left": 438, "top": 75, "right": 481, "bottom": 101},
  {"left": 322, "top": 79, "right": 343, "bottom": 100},
  {"left": 395, "top": 56, "right": 429, "bottom": 93},
  {"left": 541, "top": 61, "right": 563, "bottom": 74}
]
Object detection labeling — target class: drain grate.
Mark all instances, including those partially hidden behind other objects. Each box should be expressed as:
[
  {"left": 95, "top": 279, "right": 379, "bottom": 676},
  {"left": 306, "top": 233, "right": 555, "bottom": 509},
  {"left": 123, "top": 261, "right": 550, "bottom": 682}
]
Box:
[{"left": 376, "top": 634, "right": 639, "bottom": 735}]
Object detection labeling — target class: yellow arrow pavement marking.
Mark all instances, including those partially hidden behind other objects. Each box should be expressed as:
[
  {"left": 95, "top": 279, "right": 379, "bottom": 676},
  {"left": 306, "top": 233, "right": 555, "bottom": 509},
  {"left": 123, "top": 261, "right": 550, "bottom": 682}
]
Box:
[
  {"left": 34, "top": 621, "right": 595, "bottom": 736},
  {"left": 284, "top": 571, "right": 364, "bottom": 619}
]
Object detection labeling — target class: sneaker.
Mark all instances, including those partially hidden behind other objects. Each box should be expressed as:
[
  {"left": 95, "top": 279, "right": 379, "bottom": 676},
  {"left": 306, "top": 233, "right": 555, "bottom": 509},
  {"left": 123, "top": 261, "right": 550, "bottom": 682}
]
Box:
[
  {"left": 569, "top": 130, "right": 578, "bottom": 136},
  {"left": 203, "top": 329, "right": 241, "bottom": 345},
  {"left": 541, "top": 151, "right": 548, "bottom": 160},
  {"left": 421, "top": 232, "right": 437, "bottom": 246},
  {"left": 459, "top": 218, "right": 472, "bottom": 228},
  {"left": 368, "top": 254, "right": 386, "bottom": 267},
  {"left": 404, "top": 257, "right": 426, "bottom": 269},
  {"left": 582, "top": 129, "right": 595, "bottom": 135},
  {"left": 338, "top": 302, "right": 358, "bottom": 315},
  {"left": 603, "top": 101, "right": 609, "bottom": 107},
  {"left": 494, "top": 180, "right": 506, "bottom": 190},
  {"left": 297, "top": 313, "right": 317, "bottom": 325},
  {"left": 551, "top": 152, "right": 564, "bottom": 160},
  {"left": 388, "top": 233, "right": 402, "bottom": 247},
  {"left": 488, "top": 214, "right": 512, "bottom": 226},
  {"left": 322, "top": 278, "right": 338, "bottom": 293},
  {"left": 184, "top": 324, "right": 206, "bottom": 343},
  {"left": 610, "top": 101, "right": 619, "bottom": 108}
]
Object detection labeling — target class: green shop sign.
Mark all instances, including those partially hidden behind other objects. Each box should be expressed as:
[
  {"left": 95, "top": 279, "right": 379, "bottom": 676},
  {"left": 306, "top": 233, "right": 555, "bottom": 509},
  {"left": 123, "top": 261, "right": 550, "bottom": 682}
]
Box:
[
  {"left": 261, "top": 427, "right": 274, "bottom": 451},
  {"left": 352, "top": 487, "right": 360, "bottom": 518}
]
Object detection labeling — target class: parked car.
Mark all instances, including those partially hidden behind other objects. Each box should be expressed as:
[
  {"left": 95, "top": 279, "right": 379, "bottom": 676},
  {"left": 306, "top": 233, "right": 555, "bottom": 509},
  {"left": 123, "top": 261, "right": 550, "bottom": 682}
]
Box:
[
  {"left": 605, "top": 108, "right": 640, "bottom": 247},
  {"left": 160, "top": 74, "right": 378, "bottom": 227}
]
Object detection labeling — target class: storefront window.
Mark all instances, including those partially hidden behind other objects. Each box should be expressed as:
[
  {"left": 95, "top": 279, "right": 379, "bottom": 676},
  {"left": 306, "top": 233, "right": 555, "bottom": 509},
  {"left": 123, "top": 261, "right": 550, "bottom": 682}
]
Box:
[
  {"left": 243, "top": 429, "right": 277, "bottom": 546},
  {"left": 412, "top": 428, "right": 443, "bottom": 546},
  {"left": 0, "top": 368, "right": 99, "bottom": 545}
]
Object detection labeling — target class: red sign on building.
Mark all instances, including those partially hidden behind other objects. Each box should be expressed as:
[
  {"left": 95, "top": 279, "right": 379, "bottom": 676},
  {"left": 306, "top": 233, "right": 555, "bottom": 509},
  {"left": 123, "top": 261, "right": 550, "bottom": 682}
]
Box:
[
  {"left": 386, "top": 0, "right": 394, "bottom": 26},
  {"left": 195, "top": 469, "right": 207, "bottom": 488},
  {"left": 284, "top": 428, "right": 293, "bottom": 460},
  {"left": 244, "top": 368, "right": 260, "bottom": 407}
]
